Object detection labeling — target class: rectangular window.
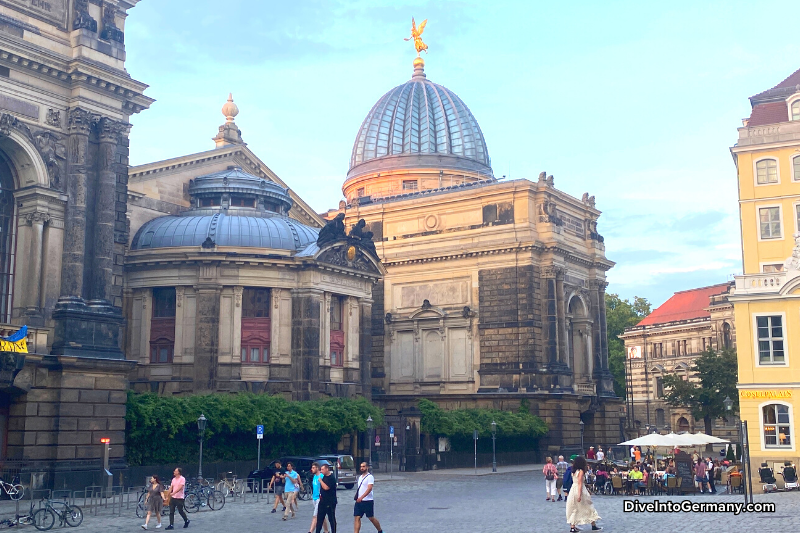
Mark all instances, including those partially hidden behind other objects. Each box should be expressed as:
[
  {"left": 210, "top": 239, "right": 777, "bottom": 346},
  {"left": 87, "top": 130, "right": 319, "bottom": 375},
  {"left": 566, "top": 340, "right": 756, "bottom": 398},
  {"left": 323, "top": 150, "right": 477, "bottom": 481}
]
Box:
[
  {"left": 230, "top": 196, "right": 255, "bottom": 207},
  {"left": 656, "top": 408, "right": 665, "bottom": 427},
  {"left": 402, "top": 180, "right": 418, "bottom": 191},
  {"left": 242, "top": 288, "right": 270, "bottom": 318},
  {"left": 794, "top": 157, "right": 800, "bottom": 181},
  {"left": 757, "top": 315, "right": 785, "bottom": 364},
  {"left": 756, "top": 159, "right": 778, "bottom": 184},
  {"left": 241, "top": 345, "right": 269, "bottom": 364},
  {"left": 655, "top": 377, "right": 664, "bottom": 399},
  {"left": 152, "top": 288, "right": 176, "bottom": 318},
  {"left": 797, "top": 203, "right": 800, "bottom": 232},
  {"left": 200, "top": 197, "right": 221, "bottom": 207},
  {"left": 793, "top": 100, "right": 800, "bottom": 121},
  {"left": 330, "top": 296, "right": 343, "bottom": 331},
  {"left": 759, "top": 207, "right": 782, "bottom": 239},
  {"left": 150, "top": 345, "right": 173, "bottom": 363},
  {"left": 763, "top": 404, "right": 792, "bottom": 448},
  {"left": 763, "top": 264, "right": 784, "bottom": 273},
  {"left": 331, "top": 350, "right": 342, "bottom": 367},
  {"left": 356, "top": 188, "right": 365, "bottom": 197}
]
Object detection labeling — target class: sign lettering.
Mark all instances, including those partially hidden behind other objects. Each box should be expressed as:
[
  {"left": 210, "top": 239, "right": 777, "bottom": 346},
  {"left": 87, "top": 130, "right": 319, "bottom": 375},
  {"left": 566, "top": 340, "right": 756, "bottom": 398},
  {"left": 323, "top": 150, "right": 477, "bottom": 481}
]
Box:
[
  {"left": 739, "top": 390, "right": 793, "bottom": 400},
  {"left": 0, "top": 0, "right": 68, "bottom": 29}
]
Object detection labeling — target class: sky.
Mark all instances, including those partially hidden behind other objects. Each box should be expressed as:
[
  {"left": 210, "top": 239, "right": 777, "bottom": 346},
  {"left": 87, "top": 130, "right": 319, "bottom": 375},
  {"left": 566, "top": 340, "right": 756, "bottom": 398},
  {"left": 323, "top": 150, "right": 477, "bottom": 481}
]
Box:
[{"left": 123, "top": 0, "right": 800, "bottom": 308}]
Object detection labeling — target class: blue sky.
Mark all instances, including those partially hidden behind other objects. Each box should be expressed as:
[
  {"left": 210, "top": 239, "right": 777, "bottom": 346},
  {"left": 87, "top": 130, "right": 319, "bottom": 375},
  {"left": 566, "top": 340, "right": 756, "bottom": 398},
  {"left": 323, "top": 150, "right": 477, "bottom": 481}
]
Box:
[{"left": 124, "top": 0, "right": 800, "bottom": 308}]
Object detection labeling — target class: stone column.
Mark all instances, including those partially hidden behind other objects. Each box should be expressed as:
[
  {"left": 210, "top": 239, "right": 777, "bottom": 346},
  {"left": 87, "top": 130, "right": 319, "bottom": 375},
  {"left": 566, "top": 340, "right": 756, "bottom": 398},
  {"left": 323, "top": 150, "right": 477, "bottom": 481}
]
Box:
[
  {"left": 291, "top": 289, "right": 322, "bottom": 401},
  {"left": 23, "top": 212, "right": 49, "bottom": 324},
  {"left": 543, "top": 267, "right": 559, "bottom": 365},
  {"left": 91, "top": 118, "right": 123, "bottom": 303},
  {"left": 194, "top": 286, "right": 221, "bottom": 391},
  {"left": 58, "top": 107, "right": 92, "bottom": 301},
  {"left": 359, "top": 298, "right": 373, "bottom": 400},
  {"left": 555, "top": 270, "right": 568, "bottom": 366}
]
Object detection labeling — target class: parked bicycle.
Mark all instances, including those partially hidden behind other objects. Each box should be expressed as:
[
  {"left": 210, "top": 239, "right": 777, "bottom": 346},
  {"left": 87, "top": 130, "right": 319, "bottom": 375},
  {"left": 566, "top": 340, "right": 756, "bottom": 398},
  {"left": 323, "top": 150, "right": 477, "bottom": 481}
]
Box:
[
  {"left": 297, "top": 473, "right": 314, "bottom": 502},
  {"left": 0, "top": 475, "right": 24, "bottom": 500},
  {"left": 184, "top": 484, "right": 224, "bottom": 512},
  {"left": 215, "top": 472, "right": 244, "bottom": 498},
  {"left": 39, "top": 499, "right": 83, "bottom": 529}
]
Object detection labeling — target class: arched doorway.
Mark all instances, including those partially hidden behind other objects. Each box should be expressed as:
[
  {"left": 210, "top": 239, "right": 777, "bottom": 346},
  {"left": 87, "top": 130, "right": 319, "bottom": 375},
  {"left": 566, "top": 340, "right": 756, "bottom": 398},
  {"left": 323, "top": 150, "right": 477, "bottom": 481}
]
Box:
[
  {"left": 0, "top": 152, "right": 16, "bottom": 323},
  {"left": 677, "top": 416, "right": 690, "bottom": 433},
  {"left": 567, "top": 295, "right": 593, "bottom": 384}
]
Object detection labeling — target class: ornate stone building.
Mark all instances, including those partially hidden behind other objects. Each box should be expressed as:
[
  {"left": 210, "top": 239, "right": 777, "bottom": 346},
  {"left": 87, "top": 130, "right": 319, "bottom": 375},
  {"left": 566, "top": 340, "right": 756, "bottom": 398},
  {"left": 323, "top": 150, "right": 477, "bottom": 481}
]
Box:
[
  {"left": 324, "top": 57, "right": 620, "bottom": 450},
  {"left": 124, "top": 98, "right": 382, "bottom": 399},
  {"left": 620, "top": 283, "right": 736, "bottom": 438},
  {"left": 0, "top": 0, "right": 151, "bottom": 485}
]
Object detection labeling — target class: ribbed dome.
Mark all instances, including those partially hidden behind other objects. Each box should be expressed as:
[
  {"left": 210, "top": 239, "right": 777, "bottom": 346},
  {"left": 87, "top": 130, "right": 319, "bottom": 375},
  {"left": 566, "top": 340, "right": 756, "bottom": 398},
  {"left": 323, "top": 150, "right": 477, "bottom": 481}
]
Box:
[
  {"left": 130, "top": 214, "right": 319, "bottom": 252},
  {"left": 348, "top": 60, "right": 492, "bottom": 180}
]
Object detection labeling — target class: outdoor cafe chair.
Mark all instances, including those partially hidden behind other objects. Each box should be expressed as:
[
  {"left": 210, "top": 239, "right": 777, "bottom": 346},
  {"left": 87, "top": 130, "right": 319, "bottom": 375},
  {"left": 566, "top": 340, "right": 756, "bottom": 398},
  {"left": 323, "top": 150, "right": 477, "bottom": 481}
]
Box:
[
  {"left": 611, "top": 476, "right": 624, "bottom": 495},
  {"left": 666, "top": 476, "right": 678, "bottom": 495}
]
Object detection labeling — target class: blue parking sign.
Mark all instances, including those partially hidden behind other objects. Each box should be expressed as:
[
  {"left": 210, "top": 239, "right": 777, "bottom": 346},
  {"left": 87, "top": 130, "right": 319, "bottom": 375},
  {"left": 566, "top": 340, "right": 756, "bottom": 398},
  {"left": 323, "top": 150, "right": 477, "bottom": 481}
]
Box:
[
  {"left": 389, "top": 426, "right": 394, "bottom": 437},
  {"left": 256, "top": 425, "right": 264, "bottom": 439}
]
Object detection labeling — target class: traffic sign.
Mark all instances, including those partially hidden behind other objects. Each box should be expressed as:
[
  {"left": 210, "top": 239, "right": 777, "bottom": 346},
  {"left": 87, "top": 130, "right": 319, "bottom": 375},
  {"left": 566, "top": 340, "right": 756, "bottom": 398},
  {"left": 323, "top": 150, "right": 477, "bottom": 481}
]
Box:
[
  {"left": 256, "top": 425, "right": 264, "bottom": 440},
  {"left": 473, "top": 429, "right": 478, "bottom": 440},
  {"left": 389, "top": 426, "right": 394, "bottom": 437},
  {"left": 375, "top": 435, "right": 381, "bottom": 447}
]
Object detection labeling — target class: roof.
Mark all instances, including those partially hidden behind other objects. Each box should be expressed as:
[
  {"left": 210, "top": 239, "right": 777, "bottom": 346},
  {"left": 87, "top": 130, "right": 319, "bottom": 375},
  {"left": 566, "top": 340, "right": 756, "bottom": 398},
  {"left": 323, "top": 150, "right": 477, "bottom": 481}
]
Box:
[
  {"left": 348, "top": 59, "right": 492, "bottom": 180},
  {"left": 747, "top": 101, "right": 789, "bottom": 127},
  {"left": 751, "top": 67, "right": 800, "bottom": 100},
  {"left": 636, "top": 283, "right": 730, "bottom": 327}
]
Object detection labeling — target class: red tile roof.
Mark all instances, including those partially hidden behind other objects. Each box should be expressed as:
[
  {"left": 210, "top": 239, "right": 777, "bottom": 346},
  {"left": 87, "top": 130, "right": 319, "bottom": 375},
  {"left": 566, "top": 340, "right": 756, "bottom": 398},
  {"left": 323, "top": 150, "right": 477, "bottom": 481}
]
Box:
[
  {"left": 748, "top": 101, "right": 789, "bottom": 126},
  {"left": 752, "top": 67, "right": 800, "bottom": 100},
  {"left": 636, "top": 283, "right": 730, "bottom": 327}
]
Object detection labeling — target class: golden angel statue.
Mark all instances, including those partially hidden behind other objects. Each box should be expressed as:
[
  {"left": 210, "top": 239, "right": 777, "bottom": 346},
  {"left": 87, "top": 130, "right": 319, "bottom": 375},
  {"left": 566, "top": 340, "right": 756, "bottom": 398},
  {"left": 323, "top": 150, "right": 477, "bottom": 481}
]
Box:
[{"left": 404, "top": 17, "right": 428, "bottom": 55}]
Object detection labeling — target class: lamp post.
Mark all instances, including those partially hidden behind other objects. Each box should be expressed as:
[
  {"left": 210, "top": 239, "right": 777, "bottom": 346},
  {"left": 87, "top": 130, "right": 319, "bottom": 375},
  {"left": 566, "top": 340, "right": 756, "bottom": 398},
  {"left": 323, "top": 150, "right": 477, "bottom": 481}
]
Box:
[
  {"left": 491, "top": 421, "right": 497, "bottom": 473},
  {"left": 579, "top": 420, "right": 585, "bottom": 455},
  {"left": 366, "top": 415, "right": 373, "bottom": 468},
  {"left": 197, "top": 413, "right": 207, "bottom": 479}
]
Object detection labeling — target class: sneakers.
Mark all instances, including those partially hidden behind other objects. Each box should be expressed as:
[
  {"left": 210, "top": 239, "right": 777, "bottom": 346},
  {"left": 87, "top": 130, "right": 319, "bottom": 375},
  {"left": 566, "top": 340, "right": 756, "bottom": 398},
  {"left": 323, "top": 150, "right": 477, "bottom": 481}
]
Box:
[
  {"left": 592, "top": 526, "right": 603, "bottom": 531},
  {"left": 141, "top": 526, "right": 147, "bottom": 530},
  {"left": 557, "top": 495, "right": 563, "bottom": 501},
  {"left": 271, "top": 509, "right": 276, "bottom": 513},
  {"left": 165, "top": 527, "right": 174, "bottom": 531},
  {"left": 156, "top": 526, "right": 162, "bottom": 530},
  {"left": 570, "top": 528, "right": 579, "bottom": 533},
  {"left": 282, "top": 517, "right": 287, "bottom": 521},
  {"left": 183, "top": 521, "right": 190, "bottom": 529}
]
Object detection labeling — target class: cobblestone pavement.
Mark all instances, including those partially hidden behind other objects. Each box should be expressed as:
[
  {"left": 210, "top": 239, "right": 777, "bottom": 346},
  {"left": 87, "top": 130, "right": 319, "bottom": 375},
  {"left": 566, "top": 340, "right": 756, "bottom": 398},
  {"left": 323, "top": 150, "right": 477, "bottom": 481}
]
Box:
[{"left": 18, "top": 467, "right": 800, "bottom": 532}]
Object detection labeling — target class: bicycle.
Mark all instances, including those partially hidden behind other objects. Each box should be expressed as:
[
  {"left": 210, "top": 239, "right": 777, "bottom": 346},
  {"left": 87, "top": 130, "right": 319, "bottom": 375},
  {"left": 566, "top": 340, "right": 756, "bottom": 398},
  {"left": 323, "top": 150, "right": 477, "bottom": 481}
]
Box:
[
  {"left": 297, "top": 474, "right": 313, "bottom": 502},
  {"left": 41, "top": 500, "right": 83, "bottom": 529},
  {"left": 215, "top": 472, "right": 244, "bottom": 498},
  {"left": 16, "top": 499, "right": 57, "bottom": 531},
  {"left": 0, "top": 476, "right": 24, "bottom": 501}
]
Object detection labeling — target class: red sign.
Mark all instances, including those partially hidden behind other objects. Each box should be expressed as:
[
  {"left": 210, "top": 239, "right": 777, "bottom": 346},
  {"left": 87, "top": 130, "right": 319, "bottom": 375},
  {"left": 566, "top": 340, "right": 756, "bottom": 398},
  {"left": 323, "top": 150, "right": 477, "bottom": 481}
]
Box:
[{"left": 100, "top": 438, "right": 110, "bottom": 444}]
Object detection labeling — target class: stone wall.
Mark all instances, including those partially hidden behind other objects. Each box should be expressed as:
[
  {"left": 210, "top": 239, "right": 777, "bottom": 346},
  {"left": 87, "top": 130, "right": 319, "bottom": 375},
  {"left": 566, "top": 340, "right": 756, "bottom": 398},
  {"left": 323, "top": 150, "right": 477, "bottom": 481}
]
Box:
[
  {"left": 477, "top": 265, "right": 544, "bottom": 391},
  {"left": 370, "top": 280, "right": 386, "bottom": 395}
]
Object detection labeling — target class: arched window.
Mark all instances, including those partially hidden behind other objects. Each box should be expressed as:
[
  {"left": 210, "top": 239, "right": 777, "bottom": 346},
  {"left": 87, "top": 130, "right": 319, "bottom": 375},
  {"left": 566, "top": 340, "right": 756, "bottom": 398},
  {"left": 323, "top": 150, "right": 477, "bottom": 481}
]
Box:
[
  {"left": 0, "top": 155, "right": 15, "bottom": 323},
  {"left": 793, "top": 100, "right": 800, "bottom": 121},
  {"left": 762, "top": 403, "right": 792, "bottom": 448},
  {"left": 756, "top": 159, "right": 779, "bottom": 184},
  {"left": 677, "top": 417, "right": 690, "bottom": 432},
  {"left": 722, "top": 322, "right": 732, "bottom": 349}
]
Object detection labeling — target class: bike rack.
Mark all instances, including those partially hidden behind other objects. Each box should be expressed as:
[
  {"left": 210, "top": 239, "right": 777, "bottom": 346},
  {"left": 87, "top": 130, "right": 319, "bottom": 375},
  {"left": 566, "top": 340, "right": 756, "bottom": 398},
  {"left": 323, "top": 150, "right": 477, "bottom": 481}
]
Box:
[{"left": 261, "top": 479, "right": 271, "bottom": 504}]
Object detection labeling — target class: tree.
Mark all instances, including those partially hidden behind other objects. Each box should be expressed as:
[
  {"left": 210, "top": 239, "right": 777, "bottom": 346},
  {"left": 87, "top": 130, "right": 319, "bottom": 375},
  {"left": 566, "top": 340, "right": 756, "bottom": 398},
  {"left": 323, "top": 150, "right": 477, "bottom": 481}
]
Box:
[
  {"left": 661, "top": 348, "right": 739, "bottom": 435},
  {"left": 605, "top": 293, "right": 651, "bottom": 398}
]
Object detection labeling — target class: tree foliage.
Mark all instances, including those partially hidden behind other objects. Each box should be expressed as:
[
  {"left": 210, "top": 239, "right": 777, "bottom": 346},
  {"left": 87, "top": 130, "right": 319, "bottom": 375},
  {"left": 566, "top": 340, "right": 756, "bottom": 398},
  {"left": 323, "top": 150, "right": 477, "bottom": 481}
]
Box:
[
  {"left": 419, "top": 399, "right": 547, "bottom": 439},
  {"left": 126, "top": 392, "right": 383, "bottom": 466},
  {"left": 605, "top": 293, "right": 652, "bottom": 399},
  {"left": 661, "top": 348, "right": 739, "bottom": 434}
]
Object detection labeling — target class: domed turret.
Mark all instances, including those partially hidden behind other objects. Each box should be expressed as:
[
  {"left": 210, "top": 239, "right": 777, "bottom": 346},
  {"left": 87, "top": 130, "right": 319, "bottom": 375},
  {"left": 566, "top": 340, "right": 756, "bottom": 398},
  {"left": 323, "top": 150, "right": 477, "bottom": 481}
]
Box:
[{"left": 344, "top": 58, "right": 492, "bottom": 201}]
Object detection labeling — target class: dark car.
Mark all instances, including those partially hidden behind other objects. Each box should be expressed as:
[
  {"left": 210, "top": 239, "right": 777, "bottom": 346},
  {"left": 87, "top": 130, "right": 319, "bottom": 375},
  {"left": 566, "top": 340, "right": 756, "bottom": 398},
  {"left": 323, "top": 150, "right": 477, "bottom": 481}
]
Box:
[{"left": 247, "top": 456, "right": 316, "bottom": 492}]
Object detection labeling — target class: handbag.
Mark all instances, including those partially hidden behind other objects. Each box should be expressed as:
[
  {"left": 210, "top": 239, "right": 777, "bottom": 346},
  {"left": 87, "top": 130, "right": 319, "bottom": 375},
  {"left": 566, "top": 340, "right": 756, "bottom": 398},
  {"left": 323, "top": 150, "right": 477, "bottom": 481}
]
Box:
[{"left": 162, "top": 487, "right": 171, "bottom": 506}]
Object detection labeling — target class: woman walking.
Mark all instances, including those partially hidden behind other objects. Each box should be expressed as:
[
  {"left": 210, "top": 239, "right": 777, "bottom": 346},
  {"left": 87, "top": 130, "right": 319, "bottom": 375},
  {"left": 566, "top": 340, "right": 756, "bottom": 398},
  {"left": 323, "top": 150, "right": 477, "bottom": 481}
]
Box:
[
  {"left": 142, "top": 475, "right": 164, "bottom": 530},
  {"left": 566, "top": 456, "right": 602, "bottom": 533},
  {"left": 543, "top": 457, "right": 558, "bottom": 501}
]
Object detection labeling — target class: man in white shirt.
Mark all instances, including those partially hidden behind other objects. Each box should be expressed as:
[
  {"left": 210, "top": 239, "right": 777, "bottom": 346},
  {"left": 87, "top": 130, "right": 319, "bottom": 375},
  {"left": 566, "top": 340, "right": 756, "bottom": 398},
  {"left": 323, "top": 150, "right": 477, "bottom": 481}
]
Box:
[
  {"left": 596, "top": 447, "right": 605, "bottom": 462},
  {"left": 354, "top": 462, "right": 383, "bottom": 533}
]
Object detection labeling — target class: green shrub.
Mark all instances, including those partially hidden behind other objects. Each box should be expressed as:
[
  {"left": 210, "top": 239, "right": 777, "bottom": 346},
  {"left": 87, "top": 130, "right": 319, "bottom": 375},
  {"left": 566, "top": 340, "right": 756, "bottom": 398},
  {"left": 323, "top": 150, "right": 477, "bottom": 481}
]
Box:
[{"left": 125, "top": 392, "right": 383, "bottom": 466}]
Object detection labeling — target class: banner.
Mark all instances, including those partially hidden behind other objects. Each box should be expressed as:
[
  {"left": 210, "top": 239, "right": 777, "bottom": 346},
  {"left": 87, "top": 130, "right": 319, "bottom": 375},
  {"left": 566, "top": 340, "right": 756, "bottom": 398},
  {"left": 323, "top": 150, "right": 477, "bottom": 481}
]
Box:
[
  {"left": 0, "top": 325, "right": 27, "bottom": 353},
  {"left": 627, "top": 346, "right": 642, "bottom": 359}
]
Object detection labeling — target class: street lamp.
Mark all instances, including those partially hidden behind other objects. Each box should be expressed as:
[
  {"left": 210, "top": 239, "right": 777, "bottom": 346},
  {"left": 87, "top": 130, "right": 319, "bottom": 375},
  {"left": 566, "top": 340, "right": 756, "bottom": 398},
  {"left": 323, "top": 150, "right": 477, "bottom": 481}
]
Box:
[
  {"left": 491, "top": 421, "right": 497, "bottom": 473},
  {"left": 366, "top": 415, "right": 374, "bottom": 468},
  {"left": 723, "top": 396, "right": 733, "bottom": 413},
  {"left": 579, "top": 420, "right": 585, "bottom": 455},
  {"left": 197, "top": 413, "right": 207, "bottom": 479}
]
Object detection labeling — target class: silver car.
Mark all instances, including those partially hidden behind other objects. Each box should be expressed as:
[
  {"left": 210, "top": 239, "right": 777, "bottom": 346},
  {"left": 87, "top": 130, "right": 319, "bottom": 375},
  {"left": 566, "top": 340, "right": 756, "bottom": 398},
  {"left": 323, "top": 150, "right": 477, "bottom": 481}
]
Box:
[{"left": 318, "top": 454, "right": 356, "bottom": 488}]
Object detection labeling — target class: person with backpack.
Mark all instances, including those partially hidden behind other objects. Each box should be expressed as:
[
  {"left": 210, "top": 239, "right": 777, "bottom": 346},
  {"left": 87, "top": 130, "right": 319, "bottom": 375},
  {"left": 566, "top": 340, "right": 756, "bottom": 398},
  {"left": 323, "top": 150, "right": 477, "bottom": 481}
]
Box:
[{"left": 543, "top": 457, "right": 558, "bottom": 501}]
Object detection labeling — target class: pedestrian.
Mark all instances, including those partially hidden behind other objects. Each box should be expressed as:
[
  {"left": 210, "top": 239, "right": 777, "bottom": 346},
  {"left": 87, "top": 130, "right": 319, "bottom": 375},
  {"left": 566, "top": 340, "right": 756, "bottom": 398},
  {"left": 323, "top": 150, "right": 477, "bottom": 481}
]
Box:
[
  {"left": 316, "top": 462, "right": 337, "bottom": 533},
  {"left": 283, "top": 462, "right": 302, "bottom": 521},
  {"left": 354, "top": 462, "right": 383, "bottom": 533},
  {"left": 706, "top": 458, "right": 717, "bottom": 494},
  {"left": 695, "top": 459, "right": 708, "bottom": 494},
  {"left": 270, "top": 461, "right": 286, "bottom": 514},
  {"left": 606, "top": 447, "right": 614, "bottom": 461},
  {"left": 543, "top": 457, "right": 558, "bottom": 502},
  {"left": 556, "top": 455, "right": 569, "bottom": 501},
  {"left": 634, "top": 446, "right": 641, "bottom": 463},
  {"left": 596, "top": 447, "right": 605, "bottom": 462},
  {"left": 566, "top": 456, "right": 602, "bottom": 533},
  {"left": 141, "top": 475, "right": 163, "bottom": 530},
  {"left": 587, "top": 446, "right": 596, "bottom": 460},
  {"left": 165, "top": 468, "right": 189, "bottom": 530},
  {"left": 308, "top": 462, "right": 329, "bottom": 533}
]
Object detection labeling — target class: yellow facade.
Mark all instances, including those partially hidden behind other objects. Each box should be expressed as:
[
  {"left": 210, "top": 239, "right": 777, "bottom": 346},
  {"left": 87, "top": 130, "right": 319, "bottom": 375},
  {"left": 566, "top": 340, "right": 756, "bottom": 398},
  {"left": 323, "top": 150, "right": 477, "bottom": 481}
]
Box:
[{"left": 730, "top": 69, "right": 800, "bottom": 490}]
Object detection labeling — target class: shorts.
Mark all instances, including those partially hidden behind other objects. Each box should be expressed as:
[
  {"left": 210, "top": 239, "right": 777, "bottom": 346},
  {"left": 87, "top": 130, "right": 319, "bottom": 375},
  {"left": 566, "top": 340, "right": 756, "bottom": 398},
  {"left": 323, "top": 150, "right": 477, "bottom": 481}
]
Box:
[
  {"left": 556, "top": 479, "right": 563, "bottom": 489},
  {"left": 313, "top": 499, "right": 320, "bottom": 517},
  {"left": 695, "top": 476, "right": 706, "bottom": 483},
  {"left": 354, "top": 500, "right": 374, "bottom": 518},
  {"left": 274, "top": 485, "right": 284, "bottom": 495}
]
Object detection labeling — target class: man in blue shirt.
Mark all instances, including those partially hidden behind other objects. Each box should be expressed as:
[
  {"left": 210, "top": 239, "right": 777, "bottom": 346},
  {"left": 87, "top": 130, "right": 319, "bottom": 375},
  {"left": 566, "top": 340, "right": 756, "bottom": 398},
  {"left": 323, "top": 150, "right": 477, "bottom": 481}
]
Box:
[
  {"left": 282, "top": 462, "right": 303, "bottom": 521},
  {"left": 308, "top": 462, "right": 329, "bottom": 533}
]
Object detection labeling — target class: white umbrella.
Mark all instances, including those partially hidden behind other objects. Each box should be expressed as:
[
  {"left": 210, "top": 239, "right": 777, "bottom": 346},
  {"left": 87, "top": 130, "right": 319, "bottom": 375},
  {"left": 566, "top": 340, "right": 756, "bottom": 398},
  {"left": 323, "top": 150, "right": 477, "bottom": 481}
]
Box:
[
  {"left": 619, "top": 433, "right": 689, "bottom": 447},
  {"left": 687, "top": 433, "right": 730, "bottom": 445}
]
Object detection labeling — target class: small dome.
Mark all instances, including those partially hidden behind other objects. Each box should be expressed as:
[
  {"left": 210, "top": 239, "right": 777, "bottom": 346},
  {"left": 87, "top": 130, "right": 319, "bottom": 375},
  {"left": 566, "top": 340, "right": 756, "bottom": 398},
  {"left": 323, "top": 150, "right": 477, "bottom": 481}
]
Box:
[
  {"left": 189, "top": 166, "right": 293, "bottom": 214},
  {"left": 348, "top": 59, "right": 492, "bottom": 180},
  {"left": 131, "top": 213, "right": 318, "bottom": 252}
]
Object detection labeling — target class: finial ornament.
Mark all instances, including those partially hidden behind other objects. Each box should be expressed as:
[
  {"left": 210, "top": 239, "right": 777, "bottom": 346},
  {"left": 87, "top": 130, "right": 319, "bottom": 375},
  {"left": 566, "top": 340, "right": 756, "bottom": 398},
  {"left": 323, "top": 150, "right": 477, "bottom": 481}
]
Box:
[
  {"left": 221, "top": 93, "right": 239, "bottom": 123},
  {"left": 405, "top": 17, "right": 428, "bottom": 56}
]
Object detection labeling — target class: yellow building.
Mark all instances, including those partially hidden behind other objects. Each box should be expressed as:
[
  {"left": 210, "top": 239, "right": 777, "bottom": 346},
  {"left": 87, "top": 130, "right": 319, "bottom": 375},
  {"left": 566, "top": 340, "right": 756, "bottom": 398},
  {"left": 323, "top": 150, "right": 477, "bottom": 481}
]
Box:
[{"left": 730, "top": 66, "right": 800, "bottom": 488}]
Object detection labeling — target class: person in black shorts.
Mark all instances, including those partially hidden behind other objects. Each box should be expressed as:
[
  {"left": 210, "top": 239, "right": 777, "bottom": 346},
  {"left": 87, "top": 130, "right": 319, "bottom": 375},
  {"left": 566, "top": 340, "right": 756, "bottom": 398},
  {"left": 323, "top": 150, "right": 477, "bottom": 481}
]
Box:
[
  {"left": 354, "top": 462, "right": 383, "bottom": 533},
  {"left": 316, "top": 462, "right": 337, "bottom": 533}
]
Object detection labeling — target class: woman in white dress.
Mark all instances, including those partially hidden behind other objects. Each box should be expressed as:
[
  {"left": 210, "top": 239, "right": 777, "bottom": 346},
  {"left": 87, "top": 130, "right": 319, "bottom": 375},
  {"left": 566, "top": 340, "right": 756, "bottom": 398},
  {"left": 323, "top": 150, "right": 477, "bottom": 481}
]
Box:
[{"left": 566, "top": 456, "right": 602, "bottom": 532}]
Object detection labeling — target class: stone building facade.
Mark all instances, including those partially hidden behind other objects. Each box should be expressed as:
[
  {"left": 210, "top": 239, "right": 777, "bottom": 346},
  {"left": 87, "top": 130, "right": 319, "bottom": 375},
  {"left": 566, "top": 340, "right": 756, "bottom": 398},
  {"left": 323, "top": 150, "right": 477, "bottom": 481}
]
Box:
[
  {"left": 620, "top": 283, "right": 737, "bottom": 438},
  {"left": 124, "top": 99, "right": 383, "bottom": 399},
  {"left": 0, "top": 0, "right": 151, "bottom": 486},
  {"left": 324, "top": 57, "right": 621, "bottom": 451}
]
